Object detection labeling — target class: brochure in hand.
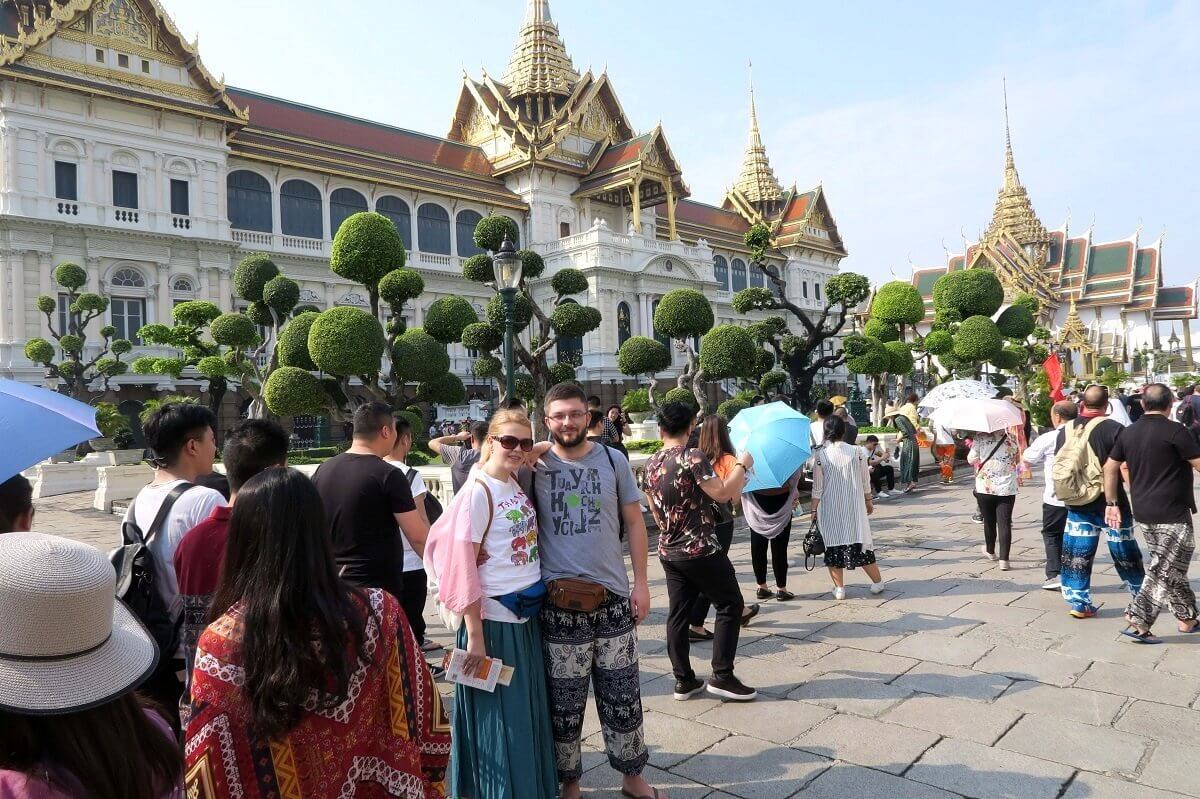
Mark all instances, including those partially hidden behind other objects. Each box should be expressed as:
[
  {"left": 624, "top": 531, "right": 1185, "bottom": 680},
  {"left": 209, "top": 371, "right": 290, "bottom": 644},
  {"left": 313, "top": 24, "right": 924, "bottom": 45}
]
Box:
[{"left": 441, "top": 647, "right": 515, "bottom": 693}]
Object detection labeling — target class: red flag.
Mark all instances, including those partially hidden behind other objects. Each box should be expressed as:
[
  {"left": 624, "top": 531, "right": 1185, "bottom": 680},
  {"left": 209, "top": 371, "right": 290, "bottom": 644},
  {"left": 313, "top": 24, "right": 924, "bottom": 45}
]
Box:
[{"left": 1043, "top": 354, "right": 1065, "bottom": 402}]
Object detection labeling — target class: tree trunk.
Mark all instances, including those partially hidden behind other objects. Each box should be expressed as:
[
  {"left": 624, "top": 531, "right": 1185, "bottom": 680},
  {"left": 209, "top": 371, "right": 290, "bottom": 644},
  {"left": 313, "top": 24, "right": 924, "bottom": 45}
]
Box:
[
  {"left": 871, "top": 374, "right": 887, "bottom": 426},
  {"left": 692, "top": 368, "right": 709, "bottom": 415}
]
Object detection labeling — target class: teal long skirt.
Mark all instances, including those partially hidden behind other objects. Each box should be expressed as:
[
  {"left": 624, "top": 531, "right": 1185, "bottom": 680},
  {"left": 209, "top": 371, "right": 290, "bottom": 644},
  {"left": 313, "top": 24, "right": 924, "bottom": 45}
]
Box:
[{"left": 449, "top": 616, "right": 558, "bottom": 799}]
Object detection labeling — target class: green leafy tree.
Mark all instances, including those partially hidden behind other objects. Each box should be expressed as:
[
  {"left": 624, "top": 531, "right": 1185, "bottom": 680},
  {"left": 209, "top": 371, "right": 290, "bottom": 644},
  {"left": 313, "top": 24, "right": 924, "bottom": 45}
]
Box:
[
  {"left": 616, "top": 336, "right": 671, "bottom": 412},
  {"left": 867, "top": 280, "right": 926, "bottom": 406},
  {"left": 25, "top": 263, "right": 132, "bottom": 399},
  {"left": 456, "top": 215, "right": 602, "bottom": 425},
  {"left": 735, "top": 223, "right": 872, "bottom": 412},
  {"left": 926, "top": 269, "right": 1007, "bottom": 382},
  {"left": 696, "top": 324, "right": 757, "bottom": 413},
  {"left": 843, "top": 334, "right": 915, "bottom": 423},
  {"left": 648, "top": 288, "right": 715, "bottom": 409}
]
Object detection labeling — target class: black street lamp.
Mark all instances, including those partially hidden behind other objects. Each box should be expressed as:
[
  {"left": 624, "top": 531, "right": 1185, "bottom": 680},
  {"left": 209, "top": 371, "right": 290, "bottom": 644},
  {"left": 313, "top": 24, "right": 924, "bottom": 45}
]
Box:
[{"left": 492, "top": 233, "right": 523, "bottom": 402}]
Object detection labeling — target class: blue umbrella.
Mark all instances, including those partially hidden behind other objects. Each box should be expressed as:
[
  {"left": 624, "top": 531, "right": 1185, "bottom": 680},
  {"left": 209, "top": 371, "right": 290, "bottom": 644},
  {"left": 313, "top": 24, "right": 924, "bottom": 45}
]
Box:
[
  {"left": 0, "top": 379, "right": 100, "bottom": 483},
  {"left": 727, "top": 401, "right": 812, "bottom": 492}
]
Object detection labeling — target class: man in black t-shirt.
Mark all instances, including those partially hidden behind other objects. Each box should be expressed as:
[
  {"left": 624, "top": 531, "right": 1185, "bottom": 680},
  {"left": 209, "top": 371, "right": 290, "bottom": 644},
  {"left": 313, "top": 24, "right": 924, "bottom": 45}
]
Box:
[
  {"left": 1105, "top": 383, "right": 1200, "bottom": 640},
  {"left": 312, "top": 402, "right": 425, "bottom": 601},
  {"left": 1060, "top": 386, "right": 1145, "bottom": 619}
]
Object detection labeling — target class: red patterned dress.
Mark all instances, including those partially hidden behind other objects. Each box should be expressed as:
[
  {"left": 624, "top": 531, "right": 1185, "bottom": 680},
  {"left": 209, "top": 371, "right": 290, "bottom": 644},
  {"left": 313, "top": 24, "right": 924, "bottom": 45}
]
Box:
[{"left": 184, "top": 589, "right": 450, "bottom": 799}]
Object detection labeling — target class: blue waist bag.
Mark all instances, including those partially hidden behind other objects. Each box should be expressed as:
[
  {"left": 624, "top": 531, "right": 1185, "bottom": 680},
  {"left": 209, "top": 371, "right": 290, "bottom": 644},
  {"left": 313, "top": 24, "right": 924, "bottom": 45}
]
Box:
[{"left": 492, "top": 581, "right": 548, "bottom": 619}]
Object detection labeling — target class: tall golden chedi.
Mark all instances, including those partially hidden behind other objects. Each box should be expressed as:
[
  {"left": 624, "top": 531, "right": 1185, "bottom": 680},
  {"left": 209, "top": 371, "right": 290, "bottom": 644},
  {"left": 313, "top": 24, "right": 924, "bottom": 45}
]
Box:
[{"left": 911, "top": 85, "right": 1197, "bottom": 378}]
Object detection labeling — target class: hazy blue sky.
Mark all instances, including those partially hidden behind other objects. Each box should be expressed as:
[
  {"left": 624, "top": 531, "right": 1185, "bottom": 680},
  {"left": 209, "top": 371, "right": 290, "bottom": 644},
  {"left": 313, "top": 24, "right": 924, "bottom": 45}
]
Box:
[{"left": 171, "top": 1, "right": 1198, "bottom": 290}]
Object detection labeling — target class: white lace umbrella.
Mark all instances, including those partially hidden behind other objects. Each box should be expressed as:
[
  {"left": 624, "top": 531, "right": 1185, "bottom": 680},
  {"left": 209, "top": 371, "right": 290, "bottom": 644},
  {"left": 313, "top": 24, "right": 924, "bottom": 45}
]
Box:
[
  {"left": 929, "top": 397, "right": 1024, "bottom": 434},
  {"left": 917, "top": 380, "right": 998, "bottom": 414}
]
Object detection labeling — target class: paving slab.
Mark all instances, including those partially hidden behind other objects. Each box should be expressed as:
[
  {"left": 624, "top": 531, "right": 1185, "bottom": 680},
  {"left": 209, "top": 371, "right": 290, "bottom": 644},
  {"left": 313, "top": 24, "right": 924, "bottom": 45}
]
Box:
[
  {"left": 884, "top": 631, "right": 994, "bottom": 667},
  {"left": 794, "top": 763, "right": 960, "bottom": 798},
  {"left": 634, "top": 710, "right": 729, "bottom": 769},
  {"left": 669, "top": 734, "right": 831, "bottom": 799},
  {"left": 879, "top": 612, "right": 981, "bottom": 636},
  {"left": 1053, "top": 632, "right": 1169, "bottom": 668},
  {"left": 1139, "top": 739, "right": 1200, "bottom": 797},
  {"left": 721, "top": 654, "right": 811, "bottom": 698},
  {"left": 1061, "top": 771, "right": 1190, "bottom": 799},
  {"left": 995, "top": 714, "right": 1148, "bottom": 774},
  {"left": 792, "top": 713, "right": 940, "bottom": 775},
  {"left": 695, "top": 697, "right": 832, "bottom": 745},
  {"left": 973, "top": 644, "right": 1091, "bottom": 687},
  {"left": 961, "top": 622, "right": 1063, "bottom": 652},
  {"left": 882, "top": 694, "right": 1021, "bottom": 745},
  {"left": 789, "top": 676, "right": 914, "bottom": 718},
  {"left": 803, "top": 647, "right": 919, "bottom": 682},
  {"left": 733, "top": 635, "right": 837, "bottom": 667},
  {"left": 579, "top": 763, "right": 717, "bottom": 799},
  {"left": 950, "top": 601, "right": 1043, "bottom": 627},
  {"left": 1156, "top": 646, "right": 1200, "bottom": 678},
  {"left": 893, "top": 661, "right": 1013, "bottom": 702},
  {"left": 1076, "top": 660, "right": 1200, "bottom": 707},
  {"left": 803, "top": 621, "right": 910, "bottom": 653},
  {"left": 992, "top": 681, "right": 1127, "bottom": 726},
  {"left": 1113, "top": 699, "right": 1200, "bottom": 746},
  {"left": 906, "top": 737, "right": 1074, "bottom": 799}
]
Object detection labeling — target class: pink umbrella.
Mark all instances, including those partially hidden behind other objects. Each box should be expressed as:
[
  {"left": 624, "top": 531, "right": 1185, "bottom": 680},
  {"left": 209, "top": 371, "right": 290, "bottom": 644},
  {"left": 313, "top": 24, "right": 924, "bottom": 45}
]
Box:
[{"left": 929, "top": 397, "right": 1024, "bottom": 434}]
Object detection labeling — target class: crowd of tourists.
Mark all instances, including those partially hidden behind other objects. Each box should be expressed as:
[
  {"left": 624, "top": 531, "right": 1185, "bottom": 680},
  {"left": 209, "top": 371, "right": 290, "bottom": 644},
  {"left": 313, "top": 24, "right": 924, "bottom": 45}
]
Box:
[{"left": 0, "top": 375, "right": 1196, "bottom": 798}]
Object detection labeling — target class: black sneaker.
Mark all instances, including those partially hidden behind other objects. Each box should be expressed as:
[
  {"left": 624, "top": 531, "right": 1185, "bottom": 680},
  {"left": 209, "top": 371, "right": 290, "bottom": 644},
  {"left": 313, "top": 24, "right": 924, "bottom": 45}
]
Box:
[
  {"left": 706, "top": 674, "right": 757, "bottom": 702},
  {"left": 673, "top": 676, "right": 706, "bottom": 700},
  {"left": 972, "top": 512, "right": 983, "bottom": 524},
  {"left": 429, "top": 664, "right": 447, "bottom": 680}
]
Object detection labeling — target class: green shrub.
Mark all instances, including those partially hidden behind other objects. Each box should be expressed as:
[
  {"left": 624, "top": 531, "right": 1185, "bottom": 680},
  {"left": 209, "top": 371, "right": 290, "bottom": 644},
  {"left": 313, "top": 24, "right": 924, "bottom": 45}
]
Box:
[
  {"left": 35, "top": 295, "right": 56, "bottom": 315},
  {"left": 277, "top": 311, "right": 319, "bottom": 370},
  {"left": 653, "top": 289, "right": 714, "bottom": 339},
  {"left": 473, "top": 215, "right": 520, "bottom": 253},
  {"left": 462, "top": 322, "right": 503, "bottom": 353},
  {"left": 871, "top": 281, "right": 926, "bottom": 326},
  {"left": 245, "top": 301, "right": 274, "bottom": 327},
  {"left": 210, "top": 313, "right": 259, "bottom": 347},
  {"left": 550, "top": 268, "right": 589, "bottom": 296},
  {"left": 24, "top": 338, "right": 54, "bottom": 365},
  {"left": 53, "top": 262, "right": 87, "bottom": 290},
  {"left": 624, "top": 439, "right": 664, "bottom": 454},
  {"left": 548, "top": 361, "right": 576, "bottom": 383},
  {"left": 58, "top": 334, "right": 83, "bottom": 354},
  {"left": 932, "top": 269, "right": 1004, "bottom": 318},
  {"left": 462, "top": 254, "right": 494, "bottom": 283},
  {"left": 406, "top": 450, "right": 437, "bottom": 467},
  {"left": 308, "top": 307, "right": 385, "bottom": 376},
  {"left": 884, "top": 340, "right": 914, "bottom": 375},
  {"left": 550, "top": 302, "right": 601, "bottom": 338},
  {"left": 995, "top": 304, "right": 1035, "bottom": 340},
  {"left": 195, "top": 355, "right": 228, "bottom": 378},
  {"left": 262, "top": 275, "right": 300, "bottom": 315},
  {"left": 731, "top": 287, "right": 776, "bottom": 314},
  {"left": 263, "top": 366, "right": 326, "bottom": 417},
  {"left": 378, "top": 268, "right": 424, "bottom": 307},
  {"left": 424, "top": 297, "right": 478, "bottom": 344},
  {"left": 621, "top": 388, "right": 651, "bottom": 413},
  {"left": 717, "top": 398, "right": 750, "bottom": 421},
  {"left": 618, "top": 337, "right": 670, "bottom": 376},
  {"left": 485, "top": 291, "right": 533, "bottom": 332},
  {"left": 518, "top": 249, "right": 545, "bottom": 281},
  {"left": 392, "top": 328, "right": 450, "bottom": 383},
  {"left": 663, "top": 387, "right": 697, "bottom": 409},
  {"left": 863, "top": 318, "right": 900, "bottom": 342},
  {"left": 72, "top": 294, "right": 107, "bottom": 314},
  {"left": 760, "top": 369, "right": 788, "bottom": 394},
  {"left": 923, "top": 329, "right": 954, "bottom": 355},
  {"left": 825, "top": 273, "right": 872, "bottom": 306},
  {"left": 844, "top": 335, "right": 890, "bottom": 375},
  {"left": 474, "top": 355, "right": 503, "bottom": 379},
  {"left": 699, "top": 324, "right": 756, "bottom": 379},
  {"left": 417, "top": 372, "right": 466, "bottom": 405},
  {"left": 233, "top": 253, "right": 279, "bottom": 302},
  {"left": 172, "top": 300, "right": 222, "bottom": 328},
  {"left": 331, "top": 212, "right": 406, "bottom": 286},
  {"left": 952, "top": 315, "right": 1003, "bottom": 361}
]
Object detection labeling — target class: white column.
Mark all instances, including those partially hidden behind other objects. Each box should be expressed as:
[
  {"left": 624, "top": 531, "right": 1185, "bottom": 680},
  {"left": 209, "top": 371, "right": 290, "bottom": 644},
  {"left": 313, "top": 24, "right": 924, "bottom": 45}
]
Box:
[
  {"left": 38, "top": 252, "right": 51, "bottom": 303},
  {"left": 0, "top": 254, "right": 9, "bottom": 343},
  {"left": 85, "top": 256, "right": 102, "bottom": 295},
  {"left": 156, "top": 263, "right": 170, "bottom": 323},
  {"left": 11, "top": 251, "right": 27, "bottom": 342},
  {"left": 218, "top": 269, "right": 231, "bottom": 311}
]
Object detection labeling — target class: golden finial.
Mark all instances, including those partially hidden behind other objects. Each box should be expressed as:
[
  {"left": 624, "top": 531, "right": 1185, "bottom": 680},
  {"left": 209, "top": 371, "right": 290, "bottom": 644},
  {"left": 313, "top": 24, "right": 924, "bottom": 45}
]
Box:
[
  {"left": 1002, "top": 77, "right": 1018, "bottom": 190},
  {"left": 503, "top": 0, "right": 579, "bottom": 97},
  {"left": 733, "top": 60, "right": 783, "bottom": 205}
]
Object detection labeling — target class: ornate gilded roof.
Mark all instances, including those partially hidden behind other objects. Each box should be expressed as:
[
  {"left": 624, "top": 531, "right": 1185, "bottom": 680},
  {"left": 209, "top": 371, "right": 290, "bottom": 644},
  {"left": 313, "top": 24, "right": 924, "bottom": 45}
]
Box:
[
  {"left": 979, "top": 86, "right": 1050, "bottom": 260},
  {"left": 733, "top": 85, "right": 783, "bottom": 205},
  {"left": 502, "top": 0, "right": 579, "bottom": 98}
]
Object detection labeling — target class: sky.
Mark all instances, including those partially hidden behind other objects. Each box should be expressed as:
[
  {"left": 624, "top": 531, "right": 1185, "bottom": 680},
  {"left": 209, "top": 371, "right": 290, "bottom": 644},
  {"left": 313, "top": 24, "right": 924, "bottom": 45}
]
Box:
[{"left": 169, "top": 0, "right": 1199, "bottom": 291}]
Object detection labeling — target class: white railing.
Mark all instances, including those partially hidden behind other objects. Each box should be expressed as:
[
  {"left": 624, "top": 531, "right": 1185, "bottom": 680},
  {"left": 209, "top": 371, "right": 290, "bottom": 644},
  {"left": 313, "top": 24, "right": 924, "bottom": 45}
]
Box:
[
  {"left": 417, "top": 252, "right": 454, "bottom": 268},
  {"left": 281, "top": 235, "right": 324, "bottom": 253},
  {"left": 231, "top": 229, "right": 272, "bottom": 246}
]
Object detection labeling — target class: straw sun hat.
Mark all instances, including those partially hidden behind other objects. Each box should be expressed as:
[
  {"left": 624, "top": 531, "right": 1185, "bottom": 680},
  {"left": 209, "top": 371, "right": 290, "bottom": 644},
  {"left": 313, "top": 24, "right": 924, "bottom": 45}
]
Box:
[{"left": 0, "top": 532, "right": 157, "bottom": 715}]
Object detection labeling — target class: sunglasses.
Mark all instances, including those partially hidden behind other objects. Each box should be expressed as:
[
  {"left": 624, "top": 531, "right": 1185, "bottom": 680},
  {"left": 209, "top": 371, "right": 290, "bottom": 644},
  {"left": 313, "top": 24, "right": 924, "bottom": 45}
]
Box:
[{"left": 491, "top": 434, "right": 535, "bottom": 452}]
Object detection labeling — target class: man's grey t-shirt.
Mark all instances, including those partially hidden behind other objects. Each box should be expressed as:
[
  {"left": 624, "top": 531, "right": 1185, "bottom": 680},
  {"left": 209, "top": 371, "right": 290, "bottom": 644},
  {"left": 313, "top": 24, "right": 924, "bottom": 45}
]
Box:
[
  {"left": 442, "top": 444, "right": 481, "bottom": 493},
  {"left": 533, "top": 442, "right": 640, "bottom": 597}
]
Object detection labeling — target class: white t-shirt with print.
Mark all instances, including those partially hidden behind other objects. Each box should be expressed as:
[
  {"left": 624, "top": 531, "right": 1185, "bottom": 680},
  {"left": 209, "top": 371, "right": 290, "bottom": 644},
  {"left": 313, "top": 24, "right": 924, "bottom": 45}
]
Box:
[
  {"left": 385, "top": 458, "right": 427, "bottom": 573},
  {"left": 123, "top": 479, "right": 227, "bottom": 620},
  {"left": 466, "top": 470, "right": 542, "bottom": 624}
]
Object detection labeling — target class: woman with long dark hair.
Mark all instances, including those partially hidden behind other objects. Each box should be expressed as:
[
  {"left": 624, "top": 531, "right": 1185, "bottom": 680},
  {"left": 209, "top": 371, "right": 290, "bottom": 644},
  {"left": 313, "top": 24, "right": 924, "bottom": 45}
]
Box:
[
  {"left": 0, "top": 533, "right": 182, "bottom": 799},
  {"left": 687, "top": 415, "right": 759, "bottom": 640},
  {"left": 183, "top": 467, "right": 449, "bottom": 798}
]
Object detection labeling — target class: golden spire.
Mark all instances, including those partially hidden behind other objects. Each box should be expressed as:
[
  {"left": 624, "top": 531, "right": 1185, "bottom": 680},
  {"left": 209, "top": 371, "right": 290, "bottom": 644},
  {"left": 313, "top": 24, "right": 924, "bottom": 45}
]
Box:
[
  {"left": 502, "top": 0, "right": 579, "bottom": 97},
  {"left": 734, "top": 64, "right": 783, "bottom": 205},
  {"left": 981, "top": 79, "right": 1049, "bottom": 257}
]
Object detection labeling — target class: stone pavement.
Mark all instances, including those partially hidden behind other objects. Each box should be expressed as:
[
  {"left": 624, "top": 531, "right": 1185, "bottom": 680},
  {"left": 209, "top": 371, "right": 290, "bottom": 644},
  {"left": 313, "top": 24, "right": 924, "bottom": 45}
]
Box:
[{"left": 39, "top": 476, "right": 1200, "bottom": 799}]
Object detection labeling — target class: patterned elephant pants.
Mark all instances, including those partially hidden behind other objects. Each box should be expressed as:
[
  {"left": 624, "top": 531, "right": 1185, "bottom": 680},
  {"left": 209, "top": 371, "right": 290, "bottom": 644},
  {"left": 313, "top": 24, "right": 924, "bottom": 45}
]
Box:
[
  {"left": 1126, "top": 520, "right": 1198, "bottom": 629},
  {"left": 1060, "top": 508, "right": 1145, "bottom": 611},
  {"left": 540, "top": 591, "right": 648, "bottom": 783}
]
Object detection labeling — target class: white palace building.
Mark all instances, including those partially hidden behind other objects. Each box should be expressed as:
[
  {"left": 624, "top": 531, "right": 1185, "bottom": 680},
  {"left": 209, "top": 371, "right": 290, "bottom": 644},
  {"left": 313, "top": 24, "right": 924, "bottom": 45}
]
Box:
[{"left": 0, "top": 0, "right": 851, "bottom": 428}]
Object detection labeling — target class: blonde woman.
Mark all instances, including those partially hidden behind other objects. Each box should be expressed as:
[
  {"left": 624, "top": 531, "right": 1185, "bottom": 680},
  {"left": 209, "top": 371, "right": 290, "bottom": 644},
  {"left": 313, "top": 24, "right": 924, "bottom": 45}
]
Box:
[{"left": 438, "top": 409, "right": 558, "bottom": 798}]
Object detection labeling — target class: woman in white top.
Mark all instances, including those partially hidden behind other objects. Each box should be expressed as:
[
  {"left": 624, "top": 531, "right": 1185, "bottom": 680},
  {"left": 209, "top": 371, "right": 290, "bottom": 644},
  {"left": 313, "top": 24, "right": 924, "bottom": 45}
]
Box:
[
  {"left": 812, "top": 416, "right": 884, "bottom": 600},
  {"left": 451, "top": 408, "right": 558, "bottom": 799},
  {"left": 967, "top": 429, "right": 1020, "bottom": 571}
]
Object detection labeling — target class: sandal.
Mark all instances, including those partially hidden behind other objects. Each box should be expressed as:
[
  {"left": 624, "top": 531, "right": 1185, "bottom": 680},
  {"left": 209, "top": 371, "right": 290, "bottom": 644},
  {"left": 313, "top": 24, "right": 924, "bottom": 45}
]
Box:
[
  {"left": 756, "top": 587, "right": 774, "bottom": 600},
  {"left": 775, "top": 589, "right": 795, "bottom": 601},
  {"left": 622, "top": 789, "right": 664, "bottom": 799},
  {"left": 687, "top": 627, "right": 714, "bottom": 642},
  {"left": 1120, "top": 625, "right": 1163, "bottom": 645},
  {"left": 1180, "top": 620, "right": 1200, "bottom": 634},
  {"left": 740, "top": 603, "right": 760, "bottom": 627}
]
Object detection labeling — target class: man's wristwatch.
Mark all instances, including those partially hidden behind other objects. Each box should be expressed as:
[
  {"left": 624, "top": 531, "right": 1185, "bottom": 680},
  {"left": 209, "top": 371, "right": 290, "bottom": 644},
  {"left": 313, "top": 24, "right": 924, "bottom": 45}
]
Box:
[{"left": 1106, "top": 501, "right": 1118, "bottom": 507}]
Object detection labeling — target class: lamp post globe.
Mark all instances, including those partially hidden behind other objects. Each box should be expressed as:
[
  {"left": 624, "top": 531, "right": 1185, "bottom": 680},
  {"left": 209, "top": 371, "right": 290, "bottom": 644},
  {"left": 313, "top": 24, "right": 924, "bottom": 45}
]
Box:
[{"left": 492, "top": 233, "right": 523, "bottom": 403}]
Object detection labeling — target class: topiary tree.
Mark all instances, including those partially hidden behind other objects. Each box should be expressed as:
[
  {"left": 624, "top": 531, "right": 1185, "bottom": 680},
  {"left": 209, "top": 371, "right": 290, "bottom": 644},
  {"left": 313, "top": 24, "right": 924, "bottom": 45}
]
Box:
[
  {"left": 25, "top": 262, "right": 133, "bottom": 400},
  {"left": 736, "top": 223, "right": 872, "bottom": 412},
  {"left": 331, "top": 212, "right": 405, "bottom": 319},
  {"left": 717, "top": 397, "right": 750, "bottom": 421},
  {"left": 925, "top": 268, "right": 1010, "bottom": 383},
  {"left": 989, "top": 292, "right": 1052, "bottom": 404},
  {"left": 455, "top": 215, "right": 602, "bottom": 428},
  {"left": 696, "top": 324, "right": 756, "bottom": 413},
  {"left": 843, "top": 334, "right": 916, "bottom": 424},
  {"left": 646, "top": 288, "right": 715, "bottom": 409},
  {"left": 869, "top": 281, "right": 926, "bottom": 399}
]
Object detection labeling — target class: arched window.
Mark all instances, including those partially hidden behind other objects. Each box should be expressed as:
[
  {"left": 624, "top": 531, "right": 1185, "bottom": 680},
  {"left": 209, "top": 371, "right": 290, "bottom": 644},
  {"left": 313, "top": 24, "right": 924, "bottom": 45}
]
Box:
[
  {"left": 749, "top": 262, "right": 765, "bottom": 288},
  {"left": 171, "top": 277, "right": 193, "bottom": 293},
  {"left": 108, "top": 268, "right": 146, "bottom": 343},
  {"left": 456, "top": 210, "right": 484, "bottom": 257},
  {"left": 329, "top": 188, "right": 367, "bottom": 238},
  {"left": 713, "top": 255, "right": 729, "bottom": 291},
  {"left": 617, "top": 301, "right": 632, "bottom": 347},
  {"left": 111, "top": 268, "right": 146, "bottom": 288},
  {"left": 417, "top": 203, "right": 451, "bottom": 255},
  {"left": 227, "top": 170, "right": 272, "bottom": 232},
  {"left": 376, "top": 196, "right": 412, "bottom": 251},
  {"left": 731, "top": 259, "right": 748, "bottom": 292},
  {"left": 280, "top": 179, "right": 322, "bottom": 238},
  {"left": 556, "top": 298, "right": 583, "bottom": 365}
]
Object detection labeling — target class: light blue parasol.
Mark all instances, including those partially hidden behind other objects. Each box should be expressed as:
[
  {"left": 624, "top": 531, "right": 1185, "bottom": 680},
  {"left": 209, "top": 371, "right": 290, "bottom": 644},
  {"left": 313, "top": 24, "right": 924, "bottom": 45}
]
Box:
[
  {"left": 727, "top": 401, "right": 812, "bottom": 492},
  {"left": 0, "top": 379, "right": 100, "bottom": 483}
]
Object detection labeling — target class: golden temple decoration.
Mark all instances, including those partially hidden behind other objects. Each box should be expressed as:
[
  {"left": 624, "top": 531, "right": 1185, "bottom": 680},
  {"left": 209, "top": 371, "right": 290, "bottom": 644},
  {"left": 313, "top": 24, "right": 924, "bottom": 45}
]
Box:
[
  {"left": 733, "top": 79, "right": 783, "bottom": 205},
  {"left": 93, "top": 0, "right": 150, "bottom": 46},
  {"left": 502, "top": 0, "right": 579, "bottom": 98},
  {"left": 1057, "top": 297, "right": 1094, "bottom": 352}
]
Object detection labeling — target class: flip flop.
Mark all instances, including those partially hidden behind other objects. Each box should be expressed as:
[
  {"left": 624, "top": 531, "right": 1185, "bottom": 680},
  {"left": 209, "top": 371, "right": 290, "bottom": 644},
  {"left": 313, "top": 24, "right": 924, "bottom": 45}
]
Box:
[
  {"left": 1119, "top": 625, "right": 1163, "bottom": 645},
  {"left": 1180, "top": 621, "right": 1200, "bottom": 634},
  {"left": 622, "top": 789, "right": 664, "bottom": 799}
]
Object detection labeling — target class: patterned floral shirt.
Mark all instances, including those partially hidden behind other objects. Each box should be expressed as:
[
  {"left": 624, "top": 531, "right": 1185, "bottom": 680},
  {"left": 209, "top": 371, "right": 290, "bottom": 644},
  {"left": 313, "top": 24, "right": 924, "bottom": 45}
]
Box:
[
  {"left": 969, "top": 431, "right": 1019, "bottom": 496},
  {"left": 641, "top": 446, "right": 719, "bottom": 561}
]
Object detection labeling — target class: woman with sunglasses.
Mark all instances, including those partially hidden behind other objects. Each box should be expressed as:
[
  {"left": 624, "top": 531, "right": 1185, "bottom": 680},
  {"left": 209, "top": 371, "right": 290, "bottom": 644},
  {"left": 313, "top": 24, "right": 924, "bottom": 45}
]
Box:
[{"left": 448, "top": 408, "right": 558, "bottom": 799}]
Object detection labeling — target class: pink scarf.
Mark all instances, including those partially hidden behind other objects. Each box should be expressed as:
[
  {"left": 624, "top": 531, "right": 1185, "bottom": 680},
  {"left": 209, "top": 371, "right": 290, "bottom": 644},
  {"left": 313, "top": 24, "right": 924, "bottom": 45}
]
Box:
[{"left": 423, "top": 478, "right": 492, "bottom": 616}]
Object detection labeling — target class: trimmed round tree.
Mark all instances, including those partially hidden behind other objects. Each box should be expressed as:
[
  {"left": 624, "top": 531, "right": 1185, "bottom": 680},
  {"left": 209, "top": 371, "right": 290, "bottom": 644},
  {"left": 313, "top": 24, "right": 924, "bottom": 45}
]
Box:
[
  {"left": 653, "top": 288, "right": 715, "bottom": 410},
  {"left": 392, "top": 328, "right": 451, "bottom": 383},
  {"left": 952, "top": 315, "right": 1004, "bottom": 362},
  {"left": 617, "top": 336, "right": 671, "bottom": 412},
  {"left": 473, "top": 215, "right": 520, "bottom": 252},
  {"left": 923, "top": 329, "right": 954, "bottom": 356},
  {"left": 263, "top": 366, "right": 327, "bottom": 417},
  {"left": 308, "top": 306, "right": 386, "bottom": 377},
  {"left": 995, "top": 304, "right": 1035, "bottom": 340},
  {"left": 932, "top": 269, "right": 1004, "bottom": 318},
  {"left": 871, "top": 281, "right": 926, "bottom": 328},
  {"left": 717, "top": 398, "right": 751, "bottom": 421},
  {"left": 863, "top": 318, "right": 900, "bottom": 342},
  {"left": 277, "top": 311, "right": 320, "bottom": 370},
  {"left": 424, "top": 297, "right": 478, "bottom": 345},
  {"left": 331, "top": 211, "right": 407, "bottom": 318},
  {"left": 699, "top": 325, "right": 757, "bottom": 407}
]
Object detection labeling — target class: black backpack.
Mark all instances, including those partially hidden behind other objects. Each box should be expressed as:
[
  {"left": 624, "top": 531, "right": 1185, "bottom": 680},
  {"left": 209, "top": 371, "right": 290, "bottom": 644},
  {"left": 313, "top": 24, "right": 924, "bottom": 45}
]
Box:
[
  {"left": 1180, "top": 398, "right": 1197, "bottom": 428},
  {"left": 404, "top": 468, "right": 443, "bottom": 524},
  {"left": 110, "top": 483, "right": 195, "bottom": 658}
]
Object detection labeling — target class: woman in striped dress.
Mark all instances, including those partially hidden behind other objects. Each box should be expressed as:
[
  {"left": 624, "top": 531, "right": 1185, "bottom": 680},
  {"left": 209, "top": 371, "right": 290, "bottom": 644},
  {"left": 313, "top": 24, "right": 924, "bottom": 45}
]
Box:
[{"left": 811, "top": 415, "right": 884, "bottom": 600}]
